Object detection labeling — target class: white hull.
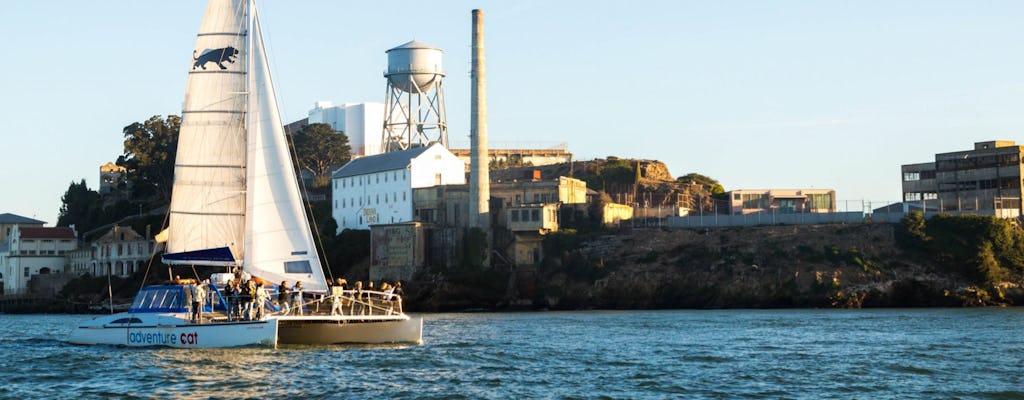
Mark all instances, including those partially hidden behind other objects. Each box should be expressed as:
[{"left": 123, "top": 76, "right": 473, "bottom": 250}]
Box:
[
  {"left": 275, "top": 315, "right": 423, "bottom": 345},
  {"left": 69, "top": 313, "right": 278, "bottom": 348}
]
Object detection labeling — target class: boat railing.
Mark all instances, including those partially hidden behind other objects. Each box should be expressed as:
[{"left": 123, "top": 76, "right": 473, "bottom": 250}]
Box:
[{"left": 274, "top": 289, "right": 405, "bottom": 317}]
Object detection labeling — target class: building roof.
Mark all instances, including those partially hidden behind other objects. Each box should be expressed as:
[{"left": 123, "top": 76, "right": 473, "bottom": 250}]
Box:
[
  {"left": 19, "top": 226, "right": 75, "bottom": 240},
  {"left": 388, "top": 40, "right": 439, "bottom": 52},
  {"left": 0, "top": 213, "right": 45, "bottom": 225},
  {"left": 95, "top": 225, "right": 144, "bottom": 243},
  {"left": 332, "top": 145, "right": 433, "bottom": 179}
]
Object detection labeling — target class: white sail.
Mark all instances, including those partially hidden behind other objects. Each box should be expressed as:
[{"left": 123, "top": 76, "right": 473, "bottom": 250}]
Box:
[
  {"left": 166, "top": 0, "right": 249, "bottom": 265},
  {"left": 243, "top": 6, "right": 329, "bottom": 292}
]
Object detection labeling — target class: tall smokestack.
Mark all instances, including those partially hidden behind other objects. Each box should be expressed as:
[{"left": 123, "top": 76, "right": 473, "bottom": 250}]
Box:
[{"left": 469, "top": 9, "right": 490, "bottom": 234}]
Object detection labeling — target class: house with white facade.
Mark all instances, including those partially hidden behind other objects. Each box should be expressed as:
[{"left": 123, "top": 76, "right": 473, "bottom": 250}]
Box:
[
  {"left": 331, "top": 143, "right": 465, "bottom": 231},
  {"left": 1, "top": 226, "right": 77, "bottom": 295},
  {"left": 81, "top": 225, "right": 156, "bottom": 277}
]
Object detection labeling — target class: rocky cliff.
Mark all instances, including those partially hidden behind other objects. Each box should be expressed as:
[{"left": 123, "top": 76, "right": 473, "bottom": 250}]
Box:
[{"left": 409, "top": 221, "right": 1024, "bottom": 311}]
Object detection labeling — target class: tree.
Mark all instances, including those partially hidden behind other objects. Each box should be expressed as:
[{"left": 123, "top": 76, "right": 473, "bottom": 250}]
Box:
[
  {"left": 120, "top": 115, "right": 180, "bottom": 203},
  {"left": 677, "top": 172, "right": 725, "bottom": 195},
  {"left": 57, "top": 179, "right": 103, "bottom": 232},
  {"left": 290, "top": 123, "right": 352, "bottom": 188}
]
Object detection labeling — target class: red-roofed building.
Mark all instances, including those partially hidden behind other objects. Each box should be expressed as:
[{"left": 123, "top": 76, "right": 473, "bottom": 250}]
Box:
[{"left": 1, "top": 225, "right": 78, "bottom": 295}]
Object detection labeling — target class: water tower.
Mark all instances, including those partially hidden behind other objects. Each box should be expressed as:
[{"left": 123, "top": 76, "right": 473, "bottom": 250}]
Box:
[{"left": 381, "top": 40, "right": 448, "bottom": 152}]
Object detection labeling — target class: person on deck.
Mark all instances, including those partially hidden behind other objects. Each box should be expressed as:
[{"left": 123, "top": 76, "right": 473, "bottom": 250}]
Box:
[
  {"left": 353, "top": 281, "right": 364, "bottom": 316},
  {"left": 277, "top": 281, "right": 290, "bottom": 316},
  {"left": 191, "top": 282, "right": 206, "bottom": 323},
  {"left": 331, "top": 278, "right": 347, "bottom": 316},
  {"left": 393, "top": 281, "right": 404, "bottom": 314},
  {"left": 224, "top": 278, "right": 239, "bottom": 323},
  {"left": 365, "top": 281, "right": 375, "bottom": 315},
  {"left": 291, "top": 281, "right": 304, "bottom": 316},
  {"left": 254, "top": 282, "right": 269, "bottom": 320}
]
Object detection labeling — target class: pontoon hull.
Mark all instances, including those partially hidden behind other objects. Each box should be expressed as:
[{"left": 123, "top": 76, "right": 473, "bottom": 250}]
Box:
[
  {"left": 276, "top": 316, "right": 423, "bottom": 345},
  {"left": 68, "top": 314, "right": 278, "bottom": 348}
]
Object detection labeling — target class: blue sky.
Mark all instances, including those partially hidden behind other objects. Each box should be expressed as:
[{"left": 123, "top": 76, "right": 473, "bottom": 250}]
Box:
[{"left": 2, "top": 1, "right": 1024, "bottom": 224}]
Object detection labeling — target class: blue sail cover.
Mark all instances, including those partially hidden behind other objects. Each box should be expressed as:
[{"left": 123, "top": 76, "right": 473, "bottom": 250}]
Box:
[{"left": 162, "top": 246, "right": 236, "bottom": 265}]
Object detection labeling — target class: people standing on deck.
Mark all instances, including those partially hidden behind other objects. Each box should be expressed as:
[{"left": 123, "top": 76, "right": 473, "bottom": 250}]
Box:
[
  {"left": 277, "top": 280, "right": 290, "bottom": 316},
  {"left": 191, "top": 282, "right": 206, "bottom": 323},
  {"left": 291, "top": 281, "right": 304, "bottom": 316},
  {"left": 254, "top": 282, "right": 269, "bottom": 320}
]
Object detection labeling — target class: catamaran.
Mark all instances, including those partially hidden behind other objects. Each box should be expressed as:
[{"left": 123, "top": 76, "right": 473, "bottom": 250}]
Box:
[{"left": 70, "top": 0, "right": 421, "bottom": 347}]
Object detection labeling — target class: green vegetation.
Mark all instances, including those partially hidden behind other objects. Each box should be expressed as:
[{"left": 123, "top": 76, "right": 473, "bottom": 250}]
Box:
[
  {"left": 896, "top": 211, "right": 1024, "bottom": 285},
  {"left": 676, "top": 172, "right": 725, "bottom": 195},
  {"left": 289, "top": 123, "right": 351, "bottom": 188}
]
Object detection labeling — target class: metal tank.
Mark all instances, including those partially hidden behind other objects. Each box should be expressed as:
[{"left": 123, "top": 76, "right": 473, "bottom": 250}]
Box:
[{"left": 385, "top": 40, "right": 444, "bottom": 93}]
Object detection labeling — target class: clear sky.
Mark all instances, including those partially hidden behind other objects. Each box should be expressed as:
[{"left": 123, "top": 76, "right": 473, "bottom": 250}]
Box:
[{"left": 3, "top": 1, "right": 1024, "bottom": 224}]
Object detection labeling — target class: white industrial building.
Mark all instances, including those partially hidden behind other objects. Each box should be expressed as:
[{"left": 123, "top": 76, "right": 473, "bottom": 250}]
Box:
[
  {"left": 331, "top": 143, "right": 465, "bottom": 231},
  {"left": 308, "top": 101, "right": 385, "bottom": 157}
]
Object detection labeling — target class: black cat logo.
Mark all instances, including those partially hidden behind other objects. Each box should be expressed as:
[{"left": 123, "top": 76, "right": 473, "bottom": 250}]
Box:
[{"left": 192, "top": 46, "right": 239, "bottom": 70}]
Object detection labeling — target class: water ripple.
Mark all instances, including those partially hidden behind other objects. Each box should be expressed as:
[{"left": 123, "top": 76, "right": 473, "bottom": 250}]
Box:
[{"left": 2, "top": 309, "right": 1024, "bottom": 398}]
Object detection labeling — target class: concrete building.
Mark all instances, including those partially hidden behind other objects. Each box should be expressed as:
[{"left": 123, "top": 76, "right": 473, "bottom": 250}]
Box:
[
  {"left": 308, "top": 101, "right": 385, "bottom": 157},
  {"left": 99, "top": 161, "right": 128, "bottom": 194},
  {"left": 901, "top": 140, "right": 1023, "bottom": 217},
  {"left": 450, "top": 147, "right": 573, "bottom": 171},
  {"left": 0, "top": 213, "right": 45, "bottom": 244},
  {"left": 88, "top": 225, "right": 156, "bottom": 277},
  {"left": 490, "top": 174, "right": 587, "bottom": 208},
  {"left": 331, "top": 143, "right": 465, "bottom": 231},
  {"left": 1, "top": 226, "right": 76, "bottom": 295},
  {"left": 725, "top": 189, "right": 837, "bottom": 215}
]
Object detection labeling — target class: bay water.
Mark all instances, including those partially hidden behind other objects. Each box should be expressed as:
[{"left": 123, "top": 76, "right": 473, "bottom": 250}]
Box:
[{"left": 1, "top": 309, "right": 1022, "bottom": 399}]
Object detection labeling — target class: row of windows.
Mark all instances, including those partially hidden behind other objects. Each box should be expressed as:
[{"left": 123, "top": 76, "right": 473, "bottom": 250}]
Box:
[
  {"left": 14, "top": 250, "right": 65, "bottom": 256},
  {"left": 337, "top": 191, "right": 408, "bottom": 208},
  {"left": 512, "top": 193, "right": 558, "bottom": 205},
  {"left": 510, "top": 209, "right": 543, "bottom": 222},
  {"left": 904, "top": 192, "right": 938, "bottom": 201},
  {"left": 903, "top": 170, "right": 936, "bottom": 181},
  {"left": 336, "top": 170, "right": 408, "bottom": 189}
]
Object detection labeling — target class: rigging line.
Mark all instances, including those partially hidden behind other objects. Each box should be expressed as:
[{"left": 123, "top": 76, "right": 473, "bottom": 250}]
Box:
[
  {"left": 137, "top": 202, "right": 173, "bottom": 295},
  {"left": 285, "top": 117, "right": 335, "bottom": 283}
]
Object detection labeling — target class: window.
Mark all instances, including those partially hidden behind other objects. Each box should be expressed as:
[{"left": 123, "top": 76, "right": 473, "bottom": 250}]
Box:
[
  {"left": 394, "top": 171, "right": 398, "bottom": 181},
  {"left": 24, "top": 267, "right": 29, "bottom": 277},
  {"left": 807, "top": 194, "right": 832, "bottom": 210},
  {"left": 534, "top": 194, "right": 540, "bottom": 203},
  {"left": 342, "top": 199, "right": 346, "bottom": 207},
  {"left": 403, "top": 192, "right": 407, "bottom": 201},
  {"left": 515, "top": 194, "right": 521, "bottom": 204},
  {"left": 376, "top": 194, "right": 380, "bottom": 204},
  {"left": 403, "top": 170, "right": 407, "bottom": 180},
  {"left": 741, "top": 194, "right": 769, "bottom": 210},
  {"left": 435, "top": 173, "right": 442, "bottom": 185},
  {"left": 733, "top": 193, "right": 740, "bottom": 200},
  {"left": 903, "top": 172, "right": 920, "bottom": 181},
  {"left": 385, "top": 173, "right": 388, "bottom": 182},
  {"left": 511, "top": 210, "right": 520, "bottom": 222},
  {"left": 341, "top": 180, "right": 344, "bottom": 188},
  {"left": 284, "top": 260, "right": 313, "bottom": 273},
  {"left": 376, "top": 174, "right": 380, "bottom": 184},
  {"left": 532, "top": 209, "right": 540, "bottom": 221}
]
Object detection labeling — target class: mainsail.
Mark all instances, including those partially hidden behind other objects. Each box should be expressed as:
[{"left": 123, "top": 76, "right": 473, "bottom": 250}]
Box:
[{"left": 165, "top": 0, "right": 328, "bottom": 292}]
